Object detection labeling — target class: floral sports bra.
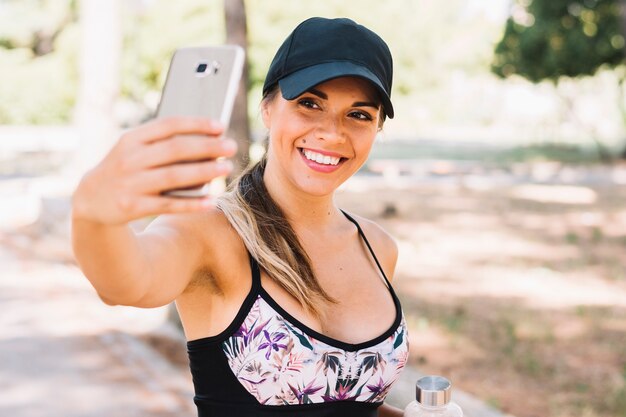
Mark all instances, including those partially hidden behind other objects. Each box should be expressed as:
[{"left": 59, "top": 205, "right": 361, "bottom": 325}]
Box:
[{"left": 186, "top": 212, "right": 410, "bottom": 417}]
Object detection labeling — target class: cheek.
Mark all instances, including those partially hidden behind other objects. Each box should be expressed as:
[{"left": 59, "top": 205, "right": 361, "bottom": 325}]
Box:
[
  {"left": 269, "top": 115, "right": 310, "bottom": 149},
  {"left": 355, "top": 144, "right": 374, "bottom": 168},
  {"left": 267, "top": 120, "right": 302, "bottom": 165},
  {"left": 353, "top": 130, "right": 377, "bottom": 158}
]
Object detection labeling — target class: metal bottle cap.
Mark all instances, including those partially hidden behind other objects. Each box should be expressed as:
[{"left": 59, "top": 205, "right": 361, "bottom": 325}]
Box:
[{"left": 416, "top": 375, "right": 452, "bottom": 407}]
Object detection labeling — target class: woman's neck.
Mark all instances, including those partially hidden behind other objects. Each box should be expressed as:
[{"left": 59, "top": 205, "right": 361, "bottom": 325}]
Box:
[{"left": 262, "top": 159, "right": 343, "bottom": 231}]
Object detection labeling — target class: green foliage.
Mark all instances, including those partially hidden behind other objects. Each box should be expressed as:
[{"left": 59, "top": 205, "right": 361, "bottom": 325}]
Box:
[
  {"left": 1, "top": 0, "right": 507, "bottom": 126},
  {"left": 246, "top": 0, "right": 496, "bottom": 97},
  {"left": 121, "top": 0, "right": 225, "bottom": 102},
  {"left": 0, "top": 0, "right": 78, "bottom": 123},
  {"left": 120, "top": 0, "right": 487, "bottom": 106},
  {"left": 492, "top": 0, "right": 625, "bottom": 82},
  {"left": 0, "top": 0, "right": 76, "bottom": 53}
]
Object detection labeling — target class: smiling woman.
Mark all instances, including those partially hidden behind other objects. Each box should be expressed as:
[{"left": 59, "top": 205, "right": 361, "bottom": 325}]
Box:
[
  {"left": 207, "top": 18, "right": 408, "bottom": 416},
  {"left": 218, "top": 16, "right": 394, "bottom": 320},
  {"left": 262, "top": 77, "right": 381, "bottom": 192},
  {"left": 71, "top": 16, "right": 408, "bottom": 417}
]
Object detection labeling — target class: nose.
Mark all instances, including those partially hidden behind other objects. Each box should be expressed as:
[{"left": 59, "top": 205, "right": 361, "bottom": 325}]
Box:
[{"left": 316, "top": 114, "right": 346, "bottom": 144}]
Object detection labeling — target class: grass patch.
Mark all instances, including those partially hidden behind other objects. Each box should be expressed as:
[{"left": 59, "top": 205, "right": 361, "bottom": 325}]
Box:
[
  {"left": 443, "top": 305, "right": 466, "bottom": 333},
  {"left": 369, "top": 140, "right": 604, "bottom": 165},
  {"left": 490, "top": 143, "right": 602, "bottom": 165}
]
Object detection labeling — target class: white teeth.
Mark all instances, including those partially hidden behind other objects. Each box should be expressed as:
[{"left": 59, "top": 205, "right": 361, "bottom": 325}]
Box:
[{"left": 302, "top": 149, "right": 340, "bottom": 166}]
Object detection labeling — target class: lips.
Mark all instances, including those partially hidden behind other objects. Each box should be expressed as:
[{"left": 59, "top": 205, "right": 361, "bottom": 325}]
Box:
[
  {"left": 302, "top": 149, "right": 341, "bottom": 166},
  {"left": 298, "top": 147, "right": 347, "bottom": 173}
]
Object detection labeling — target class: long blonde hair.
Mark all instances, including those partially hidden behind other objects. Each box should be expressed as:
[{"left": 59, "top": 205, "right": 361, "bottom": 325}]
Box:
[
  {"left": 216, "top": 84, "right": 385, "bottom": 317},
  {"left": 216, "top": 156, "right": 335, "bottom": 317}
]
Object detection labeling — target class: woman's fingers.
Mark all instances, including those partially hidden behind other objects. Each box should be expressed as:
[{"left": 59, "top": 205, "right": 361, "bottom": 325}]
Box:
[
  {"left": 131, "top": 159, "right": 234, "bottom": 194},
  {"left": 122, "top": 116, "right": 225, "bottom": 145},
  {"left": 70, "top": 116, "right": 236, "bottom": 225},
  {"left": 132, "top": 135, "right": 238, "bottom": 169}
]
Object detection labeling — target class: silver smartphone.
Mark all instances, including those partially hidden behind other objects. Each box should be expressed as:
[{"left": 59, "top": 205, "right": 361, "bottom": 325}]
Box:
[{"left": 156, "top": 45, "right": 244, "bottom": 197}]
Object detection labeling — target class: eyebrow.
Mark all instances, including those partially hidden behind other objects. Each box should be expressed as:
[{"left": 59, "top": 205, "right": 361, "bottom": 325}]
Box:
[{"left": 306, "top": 88, "right": 380, "bottom": 109}]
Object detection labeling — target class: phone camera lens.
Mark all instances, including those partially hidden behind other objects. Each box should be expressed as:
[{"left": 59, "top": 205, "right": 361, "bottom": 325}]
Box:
[{"left": 196, "top": 63, "right": 208, "bottom": 73}]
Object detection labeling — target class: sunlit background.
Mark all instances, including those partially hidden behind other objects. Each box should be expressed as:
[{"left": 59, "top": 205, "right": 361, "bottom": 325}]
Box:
[{"left": 1, "top": 1, "right": 625, "bottom": 417}]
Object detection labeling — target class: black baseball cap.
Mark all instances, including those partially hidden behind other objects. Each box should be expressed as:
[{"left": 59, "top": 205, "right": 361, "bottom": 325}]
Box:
[{"left": 262, "top": 17, "right": 394, "bottom": 119}]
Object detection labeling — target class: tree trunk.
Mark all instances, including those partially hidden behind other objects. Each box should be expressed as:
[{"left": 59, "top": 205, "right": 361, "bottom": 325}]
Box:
[
  {"left": 68, "top": 0, "right": 122, "bottom": 179},
  {"left": 618, "top": 0, "right": 626, "bottom": 159},
  {"left": 224, "top": 0, "right": 251, "bottom": 178},
  {"left": 556, "top": 80, "right": 613, "bottom": 163},
  {"left": 617, "top": 72, "right": 626, "bottom": 159},
  {"left": 166, "top": 0, "right": 252, "bottom": 332}
]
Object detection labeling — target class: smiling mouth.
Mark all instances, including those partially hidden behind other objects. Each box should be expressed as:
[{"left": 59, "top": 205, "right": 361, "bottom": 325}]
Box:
[{"left": 298, "top": 148, "right": 346, "bottom": 166}]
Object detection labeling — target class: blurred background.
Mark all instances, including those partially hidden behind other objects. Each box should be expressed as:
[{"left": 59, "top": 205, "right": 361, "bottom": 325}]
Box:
[{"left": 0, "top": 1, "right": 625, "bottom": 416}]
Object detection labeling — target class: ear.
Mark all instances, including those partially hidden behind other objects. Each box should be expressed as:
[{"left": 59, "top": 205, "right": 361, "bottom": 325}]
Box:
[{"left": 261, "top": 100, "right": 272, "bottom": 129}]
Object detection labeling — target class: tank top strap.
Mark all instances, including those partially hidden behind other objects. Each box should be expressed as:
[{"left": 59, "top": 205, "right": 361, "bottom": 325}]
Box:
[
  {"left": 340, "top": 210, "right": 393, "bottom": 289},
  {"left": 248, "top": 251, "right": 262, "bottom": 292}
]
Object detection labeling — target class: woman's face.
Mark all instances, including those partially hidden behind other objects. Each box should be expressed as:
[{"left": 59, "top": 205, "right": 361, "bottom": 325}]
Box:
[{"left": 261, "top": 76, "right": 381, "bottom": 197}]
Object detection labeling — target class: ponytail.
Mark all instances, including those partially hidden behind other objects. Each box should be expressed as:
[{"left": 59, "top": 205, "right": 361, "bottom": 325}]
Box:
[{"left": 216, "top": 156, "right": 336, "bottom": 318}]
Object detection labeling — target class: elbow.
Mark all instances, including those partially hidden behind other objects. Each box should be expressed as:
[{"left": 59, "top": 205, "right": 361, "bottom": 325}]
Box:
[
  {"left": 97, "top": 292, "right": 124, "bottom": 306},
  {"left": 96, "top": 289, "right": 168, "bottom": 309},
  {"left": 85, "top": 271, "right": 153, "bottom": 307},
  {"left": 95, "top": 288, "right": 147, "bottom": 307}
]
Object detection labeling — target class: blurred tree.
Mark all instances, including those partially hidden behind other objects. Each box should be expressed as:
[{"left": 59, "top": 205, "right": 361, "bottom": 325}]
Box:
[
  {"left": 165, "top": 0, "right": 251, "bottom": 332},
  {"left": 0, "top": 0, "right": 79, "bottom": 123},
  {"left": 120, "top": 0, "right": 224, "bottom": 122},
  {"left": 224, "top": 0, "right": 251, "bottom": 177},
  {"left": 1, "top": 0, "right": 504, "bottom": 134},
  {"left": 69, "top": 0, "right": 121, "bottom": 176},
  {"left": 0, "top": 0, "right": 77, "bottom": 55},
  {"left": 492, "top": 0, "right": 626, "bottom": 159}
]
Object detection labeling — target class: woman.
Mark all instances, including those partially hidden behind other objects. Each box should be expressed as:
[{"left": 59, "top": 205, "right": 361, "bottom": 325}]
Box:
[{"left": 71, "top": 17, "right": 409, "bottom": 417}]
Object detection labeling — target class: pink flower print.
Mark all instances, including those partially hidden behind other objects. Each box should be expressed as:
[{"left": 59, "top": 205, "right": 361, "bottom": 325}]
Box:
[
  {"left": 233, "top": 323, "right": 252, "bottom": 346},
  {"left": 288, "top": 380, "right": 324, "bottom": 404},
  {"left": 271, "top": 342, "right": 305, "bottom": 382},
  {"left": 321, "top": 381, "right": 359, "bottom": 402},
  {"left": 258, "top": 330, "right": 288, "bottom": 360},
  {"left": 360, "top": 352, "right": 386, "bottom": 375},
  {"left": 243, "top": 361, "right": 272, "bottom": 384},
  {"left": 366, "top": 376, "right": 393, "bottom": 400},
  {"left": 234, "top": 317, "right": 271, "bottom": 346},
  {"left": 393, "top": 348, "right": 409, "bottom": 370},
  {"left": 274, "top": 386, "right": 298, "bottom": 405},
  {"left": 315, "top": 351, "right": 342, "bottom": 376}
]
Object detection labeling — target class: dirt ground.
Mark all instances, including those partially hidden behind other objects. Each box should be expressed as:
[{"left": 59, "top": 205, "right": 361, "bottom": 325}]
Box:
[
  {"left": 2, "top": 160, "right": 625, "bottom": 417},
  {"left": 334, "top": 170, "right": 626, "bottom": 417}
]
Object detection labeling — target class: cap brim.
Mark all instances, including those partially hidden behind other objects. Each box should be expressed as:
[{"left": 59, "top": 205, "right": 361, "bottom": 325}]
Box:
[{"left": 278, "top": 61, "right": 394, "bottom": 119}]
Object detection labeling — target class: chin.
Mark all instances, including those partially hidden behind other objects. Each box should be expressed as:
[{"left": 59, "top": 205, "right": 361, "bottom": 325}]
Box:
[{"left": 292, "top": 175, "right": 345, "bottom": 197}]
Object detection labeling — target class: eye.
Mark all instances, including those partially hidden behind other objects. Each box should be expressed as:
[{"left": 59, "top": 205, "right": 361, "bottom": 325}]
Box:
[
  {"left": 349, "top": 110, "right": 373, "bottom": 121},
  {"left": 297, "top": 98, "right": 320, "bottom": 109}
]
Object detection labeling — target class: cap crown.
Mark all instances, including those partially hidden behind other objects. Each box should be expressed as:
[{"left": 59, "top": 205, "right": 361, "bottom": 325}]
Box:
[{"left": 263, "top": 17, "right": 393, "bottom": 97}]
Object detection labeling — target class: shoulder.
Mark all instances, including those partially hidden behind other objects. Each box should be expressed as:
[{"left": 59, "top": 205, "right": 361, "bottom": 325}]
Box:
[{"left": 346, "top": 212, "right": 398, "bottom": 281}]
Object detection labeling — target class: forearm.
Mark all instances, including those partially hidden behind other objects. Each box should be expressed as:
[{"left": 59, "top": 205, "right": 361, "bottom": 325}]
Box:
[
  {"left": 378, "top": 402, "right": 404, "bottom": 417},
  {"left": 71, "top": 214, "right": 151, "bottom": 305}
]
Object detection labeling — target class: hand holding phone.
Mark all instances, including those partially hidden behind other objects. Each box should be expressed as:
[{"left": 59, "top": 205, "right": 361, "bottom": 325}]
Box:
[
  {"left": 71, "top": 46, "right": 244, "bottom": 225},
  {"left": 156, "top": 45, "right": 244, "bottom": 197},
  {"left": 72, "top": 117, "right": 238, "bottom": 226}
]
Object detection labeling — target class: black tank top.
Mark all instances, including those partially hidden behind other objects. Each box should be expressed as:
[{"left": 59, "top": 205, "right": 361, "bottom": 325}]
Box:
[{"left": 186, "top": 212, "right": 409, "bottom": 416}]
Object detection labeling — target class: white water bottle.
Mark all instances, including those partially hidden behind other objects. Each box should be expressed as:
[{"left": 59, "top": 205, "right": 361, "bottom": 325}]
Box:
[{"left": 404, "top": 375, "right": 463, "bottom": 417}]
